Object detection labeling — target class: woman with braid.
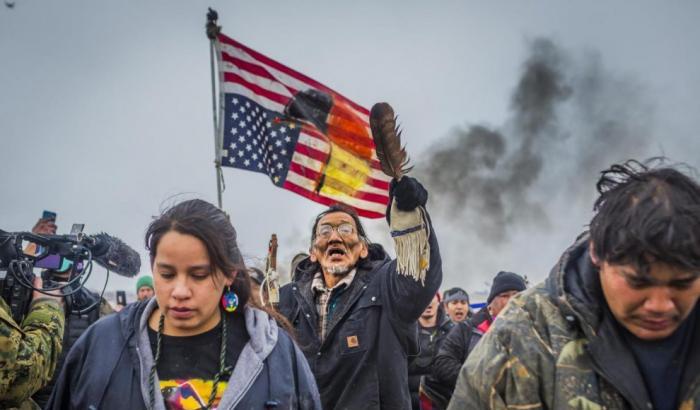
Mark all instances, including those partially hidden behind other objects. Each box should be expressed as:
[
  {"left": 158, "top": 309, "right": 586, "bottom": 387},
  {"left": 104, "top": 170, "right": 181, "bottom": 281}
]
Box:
[{"left": 47, "top": 199, "right": 321, "bottom": 410}]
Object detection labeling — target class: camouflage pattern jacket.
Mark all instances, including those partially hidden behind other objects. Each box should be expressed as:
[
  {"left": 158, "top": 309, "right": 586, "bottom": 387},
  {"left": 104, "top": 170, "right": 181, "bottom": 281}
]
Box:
[
  {"left": 32, "top": 294, "right": 115, "bottom": 408},
  {"left": 0, "top": 297, "right": 65, "bottom": 410},
  {"left": 449, "top": 235, "right": 700, "bottom": 410}
]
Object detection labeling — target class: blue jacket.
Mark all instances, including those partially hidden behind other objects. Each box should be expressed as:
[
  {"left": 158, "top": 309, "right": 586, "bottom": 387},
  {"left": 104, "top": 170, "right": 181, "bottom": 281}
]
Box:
[
  {"left": 47, "top": 299, "right": 321, "bottom": 410},
  {"left": 279, "top": 215, "right": 442, "bottom": 409}
]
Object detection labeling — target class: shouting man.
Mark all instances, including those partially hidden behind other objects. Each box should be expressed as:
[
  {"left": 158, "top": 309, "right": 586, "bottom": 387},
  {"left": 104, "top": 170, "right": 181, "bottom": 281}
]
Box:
[
  {"left": 279, "top": 177, "right": 442, "bottom": 409},
  {"left": 442, "top": 287, "right": 471, "bottom": 323}
]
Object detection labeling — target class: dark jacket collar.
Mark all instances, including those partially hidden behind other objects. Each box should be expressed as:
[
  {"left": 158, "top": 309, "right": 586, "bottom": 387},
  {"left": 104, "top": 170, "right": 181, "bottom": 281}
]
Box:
[
  {"left": 436, "top": 307, "right": 453, "bottom": 332},
  {"left": 469, "top": 306, "right": 492, "bottom": 329},
  {"left": 544, "top": 233, "right": 602, "bottom": 338},
  {"left": 546, "top": 233, "right": 700, "bottom": 408}
]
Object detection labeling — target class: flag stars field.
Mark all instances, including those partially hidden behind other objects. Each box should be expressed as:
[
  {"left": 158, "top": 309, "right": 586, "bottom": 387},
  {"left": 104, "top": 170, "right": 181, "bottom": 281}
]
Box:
[{"left": 221, "top": 93, "right": 300, "bottom": 187}]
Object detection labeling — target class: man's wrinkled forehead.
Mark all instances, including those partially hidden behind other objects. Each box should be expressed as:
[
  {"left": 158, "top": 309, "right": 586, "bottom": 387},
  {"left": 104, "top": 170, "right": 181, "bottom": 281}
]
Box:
[{"left": 317, "top": 211, "right": 357, "bottom": 226}]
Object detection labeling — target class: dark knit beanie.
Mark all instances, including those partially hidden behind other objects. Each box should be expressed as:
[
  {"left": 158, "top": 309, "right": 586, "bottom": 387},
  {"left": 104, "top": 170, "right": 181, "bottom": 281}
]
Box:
[{"left": 487, "top": 271, "right": 526, "bottom": 304}]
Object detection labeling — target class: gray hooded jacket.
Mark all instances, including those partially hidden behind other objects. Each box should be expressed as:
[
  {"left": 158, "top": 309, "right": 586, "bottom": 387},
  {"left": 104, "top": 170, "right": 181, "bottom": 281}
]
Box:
[{"left": 47, "top": 298, "right": 321, "bottom": 410}]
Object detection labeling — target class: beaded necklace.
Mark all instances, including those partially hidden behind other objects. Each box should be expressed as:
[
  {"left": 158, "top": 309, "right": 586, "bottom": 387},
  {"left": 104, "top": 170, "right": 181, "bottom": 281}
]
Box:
[{"left": 148, "top": 309, "right": 231, "bottom": 409}]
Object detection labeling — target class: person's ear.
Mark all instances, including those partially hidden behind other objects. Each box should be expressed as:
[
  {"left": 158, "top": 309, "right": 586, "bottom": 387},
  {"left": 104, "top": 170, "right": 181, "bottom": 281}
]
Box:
[
  {"left": 309, "top": 250, "right": 318, "bottom": 263},
  {"left": 360, "top": 241, "right": 369, "bottom": 259},
  {"left": 589, "top": 241, "right": 600, "bottom": 266},
  {"left": 225, "top": 270, "right": 238, "bottom": 287}
]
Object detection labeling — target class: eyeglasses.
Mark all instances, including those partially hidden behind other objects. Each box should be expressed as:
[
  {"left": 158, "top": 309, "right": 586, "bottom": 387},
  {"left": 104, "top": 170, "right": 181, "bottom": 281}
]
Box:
[{"left": 315, "top": 223, "right": 356, "bottom": 239}]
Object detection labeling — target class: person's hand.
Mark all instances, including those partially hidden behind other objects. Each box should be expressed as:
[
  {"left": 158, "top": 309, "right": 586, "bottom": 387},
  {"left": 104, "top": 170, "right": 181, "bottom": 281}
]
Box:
[
  {"left": 390, "top": 176, "right": 428, "bottom": 211},
  {"left": 32, "top": 276, "right": 63, "bottom": 306},
  {"left": 32, "top": 218, "right": 57, "bottom": 235}
]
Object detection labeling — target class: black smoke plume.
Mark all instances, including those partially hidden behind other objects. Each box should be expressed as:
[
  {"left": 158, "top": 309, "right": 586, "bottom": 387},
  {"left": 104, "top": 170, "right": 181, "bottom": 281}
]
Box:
[{"left": 418, "top": 38, "right": 653, "bottom": 244}]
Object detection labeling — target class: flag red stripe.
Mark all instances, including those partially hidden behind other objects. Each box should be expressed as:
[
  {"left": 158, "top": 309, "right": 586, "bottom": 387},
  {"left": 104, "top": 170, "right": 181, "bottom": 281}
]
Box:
[
  {"left": 222, "top": 72, "right": 291, "bottom": 106},
  {"left": 368, "top": 176, "right": 390, "bottom": 191},
  {"left": 300, "top": 125, "right": 327, "bottom": 141},
  {"left": 287, "top": 162, "right": 390, "bottom": 203},
  {"left": 219, "top": 34, "right": 370, "bottom": 116},
  {"left": 286, "top": 161, "right": 319, "bottom": 181},
  {"left": 292, "top": 150, "right": 389, "bottom": 191},
  {"left": 293, "top": 142, "right": 390, "bottom": 191},
  {"left": 221, "top": 51, "right": 280, "bottom": 85},
  {"left": 222, "top": 52, "right": 371, "bottom": 130},
  {"left": 325, "top": 124, "right": 374, "bottom": 152},
  {"left": 282, "top": 181, "right": 385, "bottom": 219},
  {"left": 300, "top": 127, "right": 383, "bottom": 170},
  {"left": 223, "top": 50, "right": 370, "bottom": 129},
  {"left": 294, "top": 142, "right": 328, "bottom": 163}
]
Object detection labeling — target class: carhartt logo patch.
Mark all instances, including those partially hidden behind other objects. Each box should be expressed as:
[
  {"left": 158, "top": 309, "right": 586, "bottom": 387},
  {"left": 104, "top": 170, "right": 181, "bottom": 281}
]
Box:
[{"left": 346, "top": 335, "right": 359, "bottom": 348}]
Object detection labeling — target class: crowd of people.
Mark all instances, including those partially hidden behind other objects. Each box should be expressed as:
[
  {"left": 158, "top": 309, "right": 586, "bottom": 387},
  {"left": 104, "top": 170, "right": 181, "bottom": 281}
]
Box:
[{"left": 1, "top": 159, "right": 699, "bottom": 410}]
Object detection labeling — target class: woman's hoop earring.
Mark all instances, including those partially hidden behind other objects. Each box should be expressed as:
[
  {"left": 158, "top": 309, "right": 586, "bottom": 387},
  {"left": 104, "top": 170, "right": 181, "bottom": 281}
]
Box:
[{"left": 221, "top": 285, "right": 239, "bottom": 312}]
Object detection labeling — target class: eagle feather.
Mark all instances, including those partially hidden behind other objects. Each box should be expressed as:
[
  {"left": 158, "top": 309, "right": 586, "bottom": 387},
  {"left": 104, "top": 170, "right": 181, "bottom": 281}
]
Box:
[{"left": 370, "top": 102, "right": 412, "bottom": 180}]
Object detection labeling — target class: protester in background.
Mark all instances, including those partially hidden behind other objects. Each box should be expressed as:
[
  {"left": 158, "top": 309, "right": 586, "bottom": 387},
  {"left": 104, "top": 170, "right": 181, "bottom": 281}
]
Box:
[
  {"left": 136, "top": 275, "right": 155, "bottom": 301},
  {"left": 48, "top": 199, "right": 321, "bottom": 409},
  {"left": 279, "top": 177, "right": 442, "bottom": 409},
  {"left": 473, "top": 271, "right": 526, "bottom": 334},
  {"left": 408, "top": 293, "right": 453, "bottom": 410},
  {"left": 450, "top": 160, "right": 700, "bottom": 409},
  {"left": 442, "top": 287, "right": 471, "bottom": 323},
  {"left": 430, "top": 271, "right": 526, "bottom": 408},
  {"left": 289, "top": 252, "right": 309, "bottom": 282}
]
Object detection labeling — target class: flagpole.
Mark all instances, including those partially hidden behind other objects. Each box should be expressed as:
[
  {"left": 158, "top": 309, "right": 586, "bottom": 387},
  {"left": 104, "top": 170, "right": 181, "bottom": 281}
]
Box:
[{"left": 206, "top": 8, "right": 224, "bottom": 209}]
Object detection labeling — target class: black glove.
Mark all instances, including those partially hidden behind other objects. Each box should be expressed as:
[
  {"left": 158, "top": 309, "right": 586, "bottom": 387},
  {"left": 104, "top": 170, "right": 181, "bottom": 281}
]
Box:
[{"left": 389, "top": 176, "right": 428, "bottom": 211}]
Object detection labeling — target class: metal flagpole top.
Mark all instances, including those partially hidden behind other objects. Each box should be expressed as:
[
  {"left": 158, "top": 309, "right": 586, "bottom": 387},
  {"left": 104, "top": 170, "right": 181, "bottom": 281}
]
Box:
[{"left": 206, "top": 8, "right": 220, "bottom": 40}]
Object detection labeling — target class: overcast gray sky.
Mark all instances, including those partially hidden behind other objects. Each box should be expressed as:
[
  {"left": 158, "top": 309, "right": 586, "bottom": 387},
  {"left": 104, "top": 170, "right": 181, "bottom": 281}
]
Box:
[{"left": 2, "top": 1, "right": 699, "bottom": 301}]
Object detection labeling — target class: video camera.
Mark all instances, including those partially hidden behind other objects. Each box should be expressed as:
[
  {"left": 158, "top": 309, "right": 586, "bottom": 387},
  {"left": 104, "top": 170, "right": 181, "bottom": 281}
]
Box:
[{"left": 0, "top": 228, "right": 140, "bottom": 322}]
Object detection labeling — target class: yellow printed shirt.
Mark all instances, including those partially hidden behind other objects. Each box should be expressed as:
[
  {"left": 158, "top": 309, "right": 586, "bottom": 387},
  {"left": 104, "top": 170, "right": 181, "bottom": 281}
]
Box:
[
  {"left": 159, "top": 378, "right": 227, "bottom": 410},
  {"left": 148, "top": 313, "right": 249, "bottom": 410}
]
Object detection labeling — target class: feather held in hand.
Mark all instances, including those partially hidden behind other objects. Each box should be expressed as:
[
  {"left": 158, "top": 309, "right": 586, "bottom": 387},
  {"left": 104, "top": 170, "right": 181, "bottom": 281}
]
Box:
[{"left": 370, "top": 102, "right": 412, "bottom": 180}]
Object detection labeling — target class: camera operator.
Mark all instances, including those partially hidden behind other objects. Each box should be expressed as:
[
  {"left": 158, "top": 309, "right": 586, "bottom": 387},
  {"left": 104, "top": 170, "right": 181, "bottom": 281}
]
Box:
[
  {"left": 27, "top": 219, "right": 115, "bottom": 408},
  {"left": 0, "top": 274, "right": 65, "bottom": 409}
]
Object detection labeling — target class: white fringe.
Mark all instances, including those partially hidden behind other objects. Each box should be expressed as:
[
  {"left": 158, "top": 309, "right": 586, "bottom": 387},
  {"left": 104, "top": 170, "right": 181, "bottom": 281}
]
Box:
[{"left": 390, "top": 200, "right": 430, "bottom": 285}]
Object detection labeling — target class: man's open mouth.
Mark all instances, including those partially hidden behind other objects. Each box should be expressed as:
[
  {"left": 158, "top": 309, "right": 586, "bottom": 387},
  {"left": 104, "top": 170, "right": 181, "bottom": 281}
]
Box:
[{"left": 327, "top": 247, "right": 346, "bottom": 257}]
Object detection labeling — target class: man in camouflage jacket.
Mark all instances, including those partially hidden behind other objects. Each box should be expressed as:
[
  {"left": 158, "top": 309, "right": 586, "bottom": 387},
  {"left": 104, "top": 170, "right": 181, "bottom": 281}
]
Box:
[
  {"left": 1, "top": 293, "right": 65, "bottom": 409},
  {"left": 450, "top": 161, "right": 700, "bottom": 410}
]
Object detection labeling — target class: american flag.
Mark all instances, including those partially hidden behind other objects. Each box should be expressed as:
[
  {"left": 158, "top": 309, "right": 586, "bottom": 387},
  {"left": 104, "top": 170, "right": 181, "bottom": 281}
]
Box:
[{"left": 215, "top": 33, "right": 390, "bottom": 218}]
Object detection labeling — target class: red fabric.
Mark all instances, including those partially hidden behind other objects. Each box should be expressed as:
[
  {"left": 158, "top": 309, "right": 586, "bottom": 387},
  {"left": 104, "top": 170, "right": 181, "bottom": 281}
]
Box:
[
  {"left": 218, "top": 34, "right": 369, "bottom": 115},
  {"left": 216, "top": 33, "right": 390, "bottom": 218},
  {"left": 476, "top": 318, "right": 491, "bottom": 333},
  {"left": 419, "top": 390, "right": 434, "bottom": 410}
]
